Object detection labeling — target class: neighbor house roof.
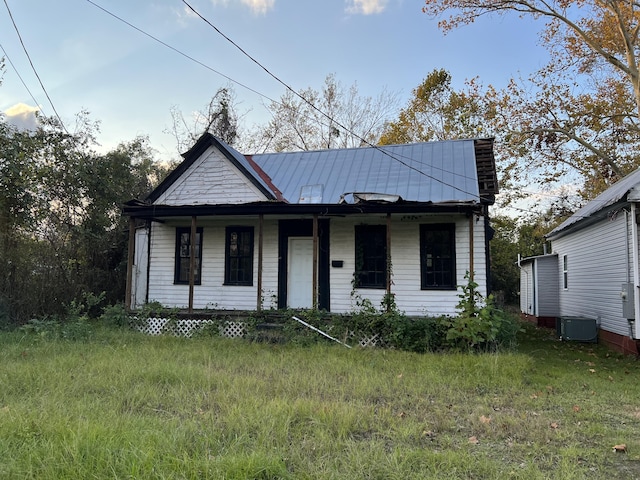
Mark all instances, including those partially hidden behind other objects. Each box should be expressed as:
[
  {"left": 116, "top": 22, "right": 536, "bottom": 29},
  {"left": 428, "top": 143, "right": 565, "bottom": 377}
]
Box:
[{"left": 547, "top": 168, "right": 640, "bottom": 240}]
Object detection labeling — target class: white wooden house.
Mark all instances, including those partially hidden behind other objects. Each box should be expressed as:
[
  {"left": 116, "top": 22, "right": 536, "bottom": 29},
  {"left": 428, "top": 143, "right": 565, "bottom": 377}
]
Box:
[
  {"left": 520, "top": 168, "right": 640, "bottom": 354},
  {"left": 123, "top": 134, "right": 498, "bottom": 317},
  {"left": 519, "top": 254, "right": 559, "bottom": 328}
]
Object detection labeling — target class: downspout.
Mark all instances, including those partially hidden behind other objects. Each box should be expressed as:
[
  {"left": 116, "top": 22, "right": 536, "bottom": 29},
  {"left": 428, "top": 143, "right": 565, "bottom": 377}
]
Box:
[{"left": 631, "top": 203, "right": 640, "bottom": 339}]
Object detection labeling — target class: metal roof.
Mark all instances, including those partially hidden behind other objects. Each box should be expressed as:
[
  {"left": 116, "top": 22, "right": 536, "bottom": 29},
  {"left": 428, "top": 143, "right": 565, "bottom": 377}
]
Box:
[
  {"left": 547, "top": 167, "right": 640, "bottom": 238},
  {"left": 249, "top": 140, "right": 480, "bottom": 204}
]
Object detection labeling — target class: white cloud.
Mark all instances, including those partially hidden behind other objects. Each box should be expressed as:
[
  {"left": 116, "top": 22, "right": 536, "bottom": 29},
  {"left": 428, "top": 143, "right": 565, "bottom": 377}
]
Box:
[
  {"left": 241, "top": 0, "right": 274, "bottom": 15},
  {"left": 346, "top": 0, "right": 388, "bottom": 15},
  {"left": 208, "top": 0, "right": 275, "bottom": 15},
  {"left": 3, "top": 103, "right": 40, "bottom": 131}
]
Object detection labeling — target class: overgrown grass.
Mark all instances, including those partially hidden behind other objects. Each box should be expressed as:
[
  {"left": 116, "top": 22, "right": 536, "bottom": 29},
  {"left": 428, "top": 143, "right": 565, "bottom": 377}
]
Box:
[{"left": 1, "top": 322, "right": 640, "bottom": 478}]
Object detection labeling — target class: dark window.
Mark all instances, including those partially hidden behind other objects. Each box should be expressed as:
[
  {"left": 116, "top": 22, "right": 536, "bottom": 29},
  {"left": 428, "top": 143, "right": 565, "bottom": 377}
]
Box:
[
  {"left": 420, "top": 223, "right": 456, "bottom": 289},
  {"left": 225, "top": 227, "right": 254, "bottom": 285},
  {"left": 563, "top": 255, "right": 568, "bottom": 289},
  {"left": 175, "top": 227, "right": 203, "bottom": 285},
  {"left": 354, "top": 225, "right": 387, "bottom": 289}
]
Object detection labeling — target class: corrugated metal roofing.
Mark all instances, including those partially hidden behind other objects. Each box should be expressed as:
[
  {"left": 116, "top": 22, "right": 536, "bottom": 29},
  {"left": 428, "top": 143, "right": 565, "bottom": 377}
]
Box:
[
  {"left": 547, "top": 167, "right": 640, "bottom": 238},
  {"left": 249, "top": 140, "right": 480, "bottom": 204}
]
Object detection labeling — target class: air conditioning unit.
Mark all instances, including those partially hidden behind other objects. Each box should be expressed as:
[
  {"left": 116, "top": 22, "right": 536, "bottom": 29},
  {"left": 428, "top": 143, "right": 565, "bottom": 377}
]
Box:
[{"left": 556, "top": 316, "right": 598, "bottom": 343}]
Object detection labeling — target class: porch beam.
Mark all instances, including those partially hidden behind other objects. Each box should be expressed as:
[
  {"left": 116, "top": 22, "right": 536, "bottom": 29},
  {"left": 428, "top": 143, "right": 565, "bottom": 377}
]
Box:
[
  {"left": 188, "top": 215, "right": 197, "bottom": 314},
  {"left": 125, "top": 217, "right": 135, "bottom": 311},
  {"left": 257, "top": 214, "right": 264, "bottom": 311}
]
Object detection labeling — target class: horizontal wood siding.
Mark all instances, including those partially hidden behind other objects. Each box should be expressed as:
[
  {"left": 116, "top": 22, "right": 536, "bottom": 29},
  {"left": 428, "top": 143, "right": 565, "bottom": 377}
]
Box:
[
  {"left": 552, "top": 212, "right": 630, "bottom": 337},
  {"left": 147, "top": 219, "right": 279, "bottom": 310},
  {"left": 520, "top": 262, "right": 534, "bottom": 315},
  {"left": 132, "top": 227, "right": 149, "bottom": 308},
  {"left": 536, "top": 256, "right": 559, "bottom": 317},
  {"left": 329, "top": 214, "right": 487, "bottom": 316},
  {"left": 146, "top": 214, "right": 489, "bottom": 317},
  {"left": 154, "top": 147, "right": 266, "bottom": 206}
]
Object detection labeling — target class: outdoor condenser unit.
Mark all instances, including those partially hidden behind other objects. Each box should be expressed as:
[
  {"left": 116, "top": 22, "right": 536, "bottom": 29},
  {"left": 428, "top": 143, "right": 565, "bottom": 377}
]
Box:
[{"left": 556, "top": 316, "right": 598, "bottom": 343}]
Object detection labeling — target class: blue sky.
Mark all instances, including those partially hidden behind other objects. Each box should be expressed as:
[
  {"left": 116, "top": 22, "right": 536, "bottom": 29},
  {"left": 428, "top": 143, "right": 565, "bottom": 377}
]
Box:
[{"left": 0, "top": 0, "right": 549, "bottom": 162}]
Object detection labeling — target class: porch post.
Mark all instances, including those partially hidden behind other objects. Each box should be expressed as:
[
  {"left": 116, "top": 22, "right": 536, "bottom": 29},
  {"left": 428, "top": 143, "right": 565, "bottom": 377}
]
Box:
[
  {"left": 188, "top": 215, "right": 197, "bottom": 314},
  {"left": 386, "top": 213, "right": 392, "bottom": 312},
  {"left": 313, "top": 213, "right": 319, "bottom": 309},
  {"left": 125, "top": 216, "right": 135, "bottom": 311},
  {"left": 469, "top": 213, "right": 475, "bottom": 282},
  {"left": 257, "top": 214, "right": 264, "bottom": 311}
]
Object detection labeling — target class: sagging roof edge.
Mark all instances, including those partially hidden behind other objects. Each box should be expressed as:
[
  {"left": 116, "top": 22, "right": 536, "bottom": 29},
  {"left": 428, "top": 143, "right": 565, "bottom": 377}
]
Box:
[
  {"left": 122, "top": 201, "right": 486, "bottom": 220},
  {"left": 145, "top": 133, "right": 276, "bottom": 204}
]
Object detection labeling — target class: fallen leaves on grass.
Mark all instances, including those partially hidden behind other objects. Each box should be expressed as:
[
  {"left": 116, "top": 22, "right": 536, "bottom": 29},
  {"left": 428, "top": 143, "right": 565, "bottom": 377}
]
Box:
[
  {"left": 479, "top": 415, "right": 492, "bottom": 424},
  {"left": 573, "top": 405, "right": 581, "bottom": 413},
  {"left": 550, "top": 422, "right": 559, "bottom": 429},
  {"left": 468, "top": 436, "right": 479, "bottom": 445}
]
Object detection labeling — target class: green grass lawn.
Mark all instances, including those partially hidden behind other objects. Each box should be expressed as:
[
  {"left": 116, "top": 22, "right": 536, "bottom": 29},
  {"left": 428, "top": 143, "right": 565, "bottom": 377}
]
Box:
[{"left": 1, "top": 322, "right": 640, "bottom": 479}]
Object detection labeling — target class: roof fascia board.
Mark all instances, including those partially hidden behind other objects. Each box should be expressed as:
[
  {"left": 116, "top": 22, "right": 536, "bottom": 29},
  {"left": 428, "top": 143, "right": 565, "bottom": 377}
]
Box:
[{"left": 123, "top": 202, "right": 483, "bottom": 219}]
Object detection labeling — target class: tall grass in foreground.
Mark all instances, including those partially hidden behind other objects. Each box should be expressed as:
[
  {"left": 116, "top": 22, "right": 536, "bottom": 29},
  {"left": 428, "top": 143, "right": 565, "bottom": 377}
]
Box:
[{"left": 1, "top": 324, "right": 640, "bottom": 479}]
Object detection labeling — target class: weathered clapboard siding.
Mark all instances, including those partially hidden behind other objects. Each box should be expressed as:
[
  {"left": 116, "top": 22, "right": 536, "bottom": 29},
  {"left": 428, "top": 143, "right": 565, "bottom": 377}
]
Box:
[
  {"left": 329, "top": 214, "right": 486, "bottom": 317},
  {"left": 552, "top": 212, "right": 630, "bottom": 336},
  {"left": 145, "top": 213, "right": 487, "bottom": 316},
  {"left": 519, "top": 255, "right": 559, "bottom": 318},
  {"left": 146, "top": 218, "right": 280, "bottom": 310},
  {"left": 535, "top": 256, "right": 559, "bottom": 317},
  {"left": 154, "top": 146, "right": 268, "bottom": 206},
  {"left": 131, "top": 227, "right": 149, "bottom": 308},
  {"left": 519, "top": 262, "right": 534, "bottom": 316}
]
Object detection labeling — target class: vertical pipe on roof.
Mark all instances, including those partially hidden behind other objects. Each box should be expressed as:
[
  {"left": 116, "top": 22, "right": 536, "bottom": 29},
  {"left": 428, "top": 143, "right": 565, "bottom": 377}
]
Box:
[
  {"left": 257, "top": 214, "right": 264, "bottom": 311},
  {"left": 188, "top": 216, "right": 197, "bottom": 314},
  {"left": 125, "top": 217, "right": 135, "bottom": 312}
]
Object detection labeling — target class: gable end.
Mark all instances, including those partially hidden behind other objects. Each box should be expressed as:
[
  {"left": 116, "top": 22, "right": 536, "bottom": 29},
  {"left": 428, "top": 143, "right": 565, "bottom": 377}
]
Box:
[{"left": 146, "top": 134, "right": 276, "bottom": 204}]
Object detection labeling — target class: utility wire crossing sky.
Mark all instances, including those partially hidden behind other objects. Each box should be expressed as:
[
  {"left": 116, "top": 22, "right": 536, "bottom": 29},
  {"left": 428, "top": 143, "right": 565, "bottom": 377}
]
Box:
[{"left": 1, "top": 0, "right": 548, "bottom": 162}]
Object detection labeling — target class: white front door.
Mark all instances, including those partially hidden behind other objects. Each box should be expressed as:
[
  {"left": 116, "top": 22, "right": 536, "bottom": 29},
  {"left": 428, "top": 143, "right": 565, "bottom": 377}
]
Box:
[{"left": 288, "top": 237, "right": 314, "bottom": 308}]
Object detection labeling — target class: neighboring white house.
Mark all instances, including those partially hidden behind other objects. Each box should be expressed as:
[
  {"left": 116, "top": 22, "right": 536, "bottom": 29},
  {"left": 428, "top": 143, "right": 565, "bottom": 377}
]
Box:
[
  {"left": 519, "top": 253, "right": 559, "bottom": 328},
  {"left": 520, "top": 168, "right": 640, "bottom": 355},
  {"left": 123, "top": 133, "right": 499, "bottom": 317}
]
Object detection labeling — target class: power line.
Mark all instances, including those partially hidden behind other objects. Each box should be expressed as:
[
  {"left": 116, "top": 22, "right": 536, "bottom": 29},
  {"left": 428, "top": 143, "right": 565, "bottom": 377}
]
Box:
[
  {"left": 85, "top": 0, "right": 483, "bottom": 194},
  {"left": 2, "top": 0, "right": 68, "bottom": 134},
  {"left": 84, "top": 0, "right": 276, "bottom": 106},
  {"left": 180, "top": 0, "right": 487, "bottom": 201}
]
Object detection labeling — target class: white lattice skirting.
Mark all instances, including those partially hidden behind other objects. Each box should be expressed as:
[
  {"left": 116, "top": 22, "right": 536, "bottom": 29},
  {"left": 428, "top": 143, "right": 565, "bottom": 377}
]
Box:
[{"left": 136, "top": 317, "right": 247, "bottom": 338}]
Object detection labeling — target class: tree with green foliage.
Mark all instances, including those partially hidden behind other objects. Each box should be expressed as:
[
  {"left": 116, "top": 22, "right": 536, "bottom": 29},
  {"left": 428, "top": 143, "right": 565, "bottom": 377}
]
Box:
[
  {"left": 0, "top": 105, "right": 168, "bottom": 324},
  {"left": 422, "top": 0, "right": 640, "bottom": 199},
  {"left": 379, "top": 68, "right": 487, "bottom": 144}
]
